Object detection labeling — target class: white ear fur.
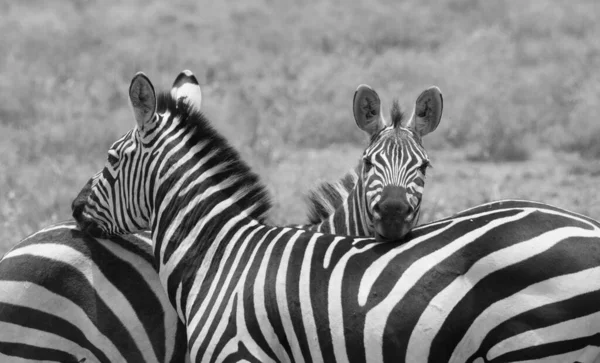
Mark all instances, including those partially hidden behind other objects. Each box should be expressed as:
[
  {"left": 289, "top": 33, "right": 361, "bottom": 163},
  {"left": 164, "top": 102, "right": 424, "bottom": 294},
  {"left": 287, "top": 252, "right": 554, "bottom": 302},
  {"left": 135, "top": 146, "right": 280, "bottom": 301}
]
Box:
[
  {"left": 353, "top": 84, "right": 388, "bottom": 137},
  {"left": 170, "top": 70, "right": 202, "bottom": 111},
  {"left": 129, "top": 72, "right": 157, "bottom": 131},
  {"left": 403, "top": 86, "right": 443, "bottom": 137}
]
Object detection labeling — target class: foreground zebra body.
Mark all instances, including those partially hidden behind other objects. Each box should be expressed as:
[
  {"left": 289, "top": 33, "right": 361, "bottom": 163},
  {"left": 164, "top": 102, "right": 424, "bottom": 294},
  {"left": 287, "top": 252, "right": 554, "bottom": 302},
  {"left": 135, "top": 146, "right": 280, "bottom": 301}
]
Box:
[
  {"left": 0, "top": 221, "right": 188, "bottom": 363},
  {"left": 0, "top": 75, "right": 441, "bottom": 362},
  {"left": 73, "top": 70, "right": 600, "bottom": 362}
]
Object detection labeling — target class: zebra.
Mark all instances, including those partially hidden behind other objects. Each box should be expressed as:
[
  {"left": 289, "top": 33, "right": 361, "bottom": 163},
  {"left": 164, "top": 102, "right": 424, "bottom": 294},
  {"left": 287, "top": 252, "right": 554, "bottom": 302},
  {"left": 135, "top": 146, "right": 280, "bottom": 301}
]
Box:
[
  {"left": 0, "top": 67, "right": 204, "bottom": 363},
  {"left": 0, "top": 73, "right": 440, "bottom": 362},
  {"left": 297, "top": 82, "right": 443, "bottom": 240},
  {"left": 340, "top": 83, "right": 442, "bottom": 240},
  {"left": 0, "top": 220, "right": 188, "bottom": 363},
  {"left": 73, "top": 70, "right": 600, "bottom": 362},
  {"left": 300, "top": 165, "right": 359, "bottom": 230}
]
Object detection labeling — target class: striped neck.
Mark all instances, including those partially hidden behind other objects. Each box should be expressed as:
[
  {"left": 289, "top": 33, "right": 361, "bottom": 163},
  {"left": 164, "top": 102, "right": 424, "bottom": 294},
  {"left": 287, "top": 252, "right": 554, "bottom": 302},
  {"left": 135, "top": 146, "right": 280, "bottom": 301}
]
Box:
[
  {"left": 312, "top": 176, "right": 371, "bottom": 236},
  {"left": 148, "top": 151, "right": 269, "bottom": 322},
  {"left": 136, "top": 96, "right": 272, "bottom": 321}
]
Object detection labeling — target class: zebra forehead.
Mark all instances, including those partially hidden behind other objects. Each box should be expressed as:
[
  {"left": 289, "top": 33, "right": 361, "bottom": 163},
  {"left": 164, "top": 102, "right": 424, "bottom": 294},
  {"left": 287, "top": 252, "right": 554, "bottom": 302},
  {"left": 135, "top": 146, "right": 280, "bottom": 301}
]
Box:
[
  {"left": 372, "top": 126, "right": 421, "bottom": 145},
  {"left": 367, "top": 128, "right": 427, "bottom": 158}
]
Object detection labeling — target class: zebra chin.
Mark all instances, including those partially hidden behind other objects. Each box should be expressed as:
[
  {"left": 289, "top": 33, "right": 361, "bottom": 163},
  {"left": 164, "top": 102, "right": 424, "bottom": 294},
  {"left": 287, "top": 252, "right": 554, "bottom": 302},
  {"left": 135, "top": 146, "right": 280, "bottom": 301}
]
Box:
[
  {"left": 72, "top": 203, "right": 109, "bottom": 239},
  {"left": 374, "top": 218, "right": 415, "bottom": 242},
  {"left": 72, "top": 211, "right": 109, "bottom": 239},
  {"left": 71, "top": 178, "right": 107, "bottom": 238}
]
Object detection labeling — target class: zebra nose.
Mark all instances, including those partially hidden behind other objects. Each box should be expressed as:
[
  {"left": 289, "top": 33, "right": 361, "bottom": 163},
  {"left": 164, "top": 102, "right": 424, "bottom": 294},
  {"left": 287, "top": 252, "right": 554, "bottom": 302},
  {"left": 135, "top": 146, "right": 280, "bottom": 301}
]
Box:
[
  {"left": 373, "top": 186, "right": 414, "bottom": 241},
  {"left": 72, "top": 178, "right": 93, "bottom": 224},
  {"left": 376, "top": 186, "right": 413, "bottom": 221}
]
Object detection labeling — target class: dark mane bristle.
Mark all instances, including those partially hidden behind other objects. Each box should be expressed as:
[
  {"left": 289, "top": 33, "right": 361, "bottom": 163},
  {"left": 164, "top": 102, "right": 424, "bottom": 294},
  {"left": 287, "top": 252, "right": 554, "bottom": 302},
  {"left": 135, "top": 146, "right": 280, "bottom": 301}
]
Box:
[
  {"left": 156, "top": 91, "right": 272, "bottom": 222},
  {"left": 304, "top": 164, "right": 360, "bottom": 223},
  {"left": 390, "top": 100, "right": 404, "bottom": 127}
]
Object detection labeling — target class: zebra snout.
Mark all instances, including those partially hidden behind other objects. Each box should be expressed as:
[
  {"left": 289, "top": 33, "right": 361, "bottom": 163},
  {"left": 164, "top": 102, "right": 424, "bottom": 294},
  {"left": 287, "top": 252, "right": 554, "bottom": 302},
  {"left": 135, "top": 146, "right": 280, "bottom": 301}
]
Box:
[
  {"left": 375, "top": 186, "right": 413, "bottom": 221},
  {"left": 72, "top": 177, "right": 93, "bottom": 215},
  {"left": 72, "top": 206, "right": 103, "bottom": 238},
  {"left": 73, "top": 212, "right": 107, "bottom": 239},
  {"left": 373, "top": 186, "right": 415, "bottom": 241},
  {"left": 72, "top": 178, "right": 106, "bottom": 238}
]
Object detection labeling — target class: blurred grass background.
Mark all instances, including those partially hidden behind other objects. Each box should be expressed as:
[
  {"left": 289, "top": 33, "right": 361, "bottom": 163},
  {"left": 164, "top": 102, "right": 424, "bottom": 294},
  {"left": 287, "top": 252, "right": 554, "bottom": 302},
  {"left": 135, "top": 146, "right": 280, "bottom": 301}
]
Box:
[{"left": 2, "top": 0, "right": 600, "bottom": 256}]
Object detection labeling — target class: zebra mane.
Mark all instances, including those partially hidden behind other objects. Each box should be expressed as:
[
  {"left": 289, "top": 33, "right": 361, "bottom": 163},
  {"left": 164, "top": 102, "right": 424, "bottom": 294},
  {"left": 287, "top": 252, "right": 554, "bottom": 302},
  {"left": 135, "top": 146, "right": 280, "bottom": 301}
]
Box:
[
  {"left": 155, "top": 92, "right": 272, "bottom": 222},
  {"left": 390, "top": 100, "right": 404, "bottom": 127},
  {"left": 304, "top": 164, "right": 360, "bottom": 224}
]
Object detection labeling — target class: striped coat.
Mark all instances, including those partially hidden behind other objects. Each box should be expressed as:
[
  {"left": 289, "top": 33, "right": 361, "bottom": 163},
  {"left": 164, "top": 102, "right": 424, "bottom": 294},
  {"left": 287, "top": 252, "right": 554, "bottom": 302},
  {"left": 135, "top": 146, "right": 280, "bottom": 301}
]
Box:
[
  {"left": 0, "top": 221, "right": 187, "bottom": 363},
  {"left": 0, "top": 79, "right": 441, "bottom": 362},
  {"left": 73, "top": 70, "right": 600, "bottom": 362}
]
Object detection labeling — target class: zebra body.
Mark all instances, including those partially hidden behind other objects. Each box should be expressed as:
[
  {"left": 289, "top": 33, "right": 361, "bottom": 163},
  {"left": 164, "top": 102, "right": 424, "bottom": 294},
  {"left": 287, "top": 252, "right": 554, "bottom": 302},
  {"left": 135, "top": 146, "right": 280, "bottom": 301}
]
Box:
[
  {"left": 73, "top": 70, "right": 600, "bottom": 362},
  {"left": 0, "top": 221, "right": 187, "bottom": 363}
]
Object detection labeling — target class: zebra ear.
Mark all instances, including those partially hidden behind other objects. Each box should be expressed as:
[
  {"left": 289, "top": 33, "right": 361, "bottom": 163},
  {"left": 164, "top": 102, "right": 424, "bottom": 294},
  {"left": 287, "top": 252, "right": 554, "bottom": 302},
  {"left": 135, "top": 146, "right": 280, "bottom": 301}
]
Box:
[
  {"left": 129, "top": 72, "right": 157, "bottom": 132},
  {"left": 353, "top": 84, "right": 388, "bottom": 137},
  {"left": 402, "top": 86, "right": 443, "bottom": 137},
  {"left": 171, "top": 70, "right": 202, "bottom": 111}
]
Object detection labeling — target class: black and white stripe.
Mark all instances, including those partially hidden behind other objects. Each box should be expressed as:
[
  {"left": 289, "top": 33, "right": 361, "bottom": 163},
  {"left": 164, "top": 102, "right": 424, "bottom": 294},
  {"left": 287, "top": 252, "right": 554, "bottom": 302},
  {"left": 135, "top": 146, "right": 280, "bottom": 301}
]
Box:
[
  {"left": 73, "top": 70, "right": 600, "bottom": 362},
  {"left": 303, "top": 165, "right": 359, "bottom": 226},
  {"left": 0, "top": 77, "right": 407, "bottom": 363},
  {"left": 301, "top": 85, "right": 444, "bottom": 241},
  {"left": 0, "top": 221, "right": 188, "bottom": 363},
  {"left": 0, "top": 70, "right": 206, "bottom": 363}
]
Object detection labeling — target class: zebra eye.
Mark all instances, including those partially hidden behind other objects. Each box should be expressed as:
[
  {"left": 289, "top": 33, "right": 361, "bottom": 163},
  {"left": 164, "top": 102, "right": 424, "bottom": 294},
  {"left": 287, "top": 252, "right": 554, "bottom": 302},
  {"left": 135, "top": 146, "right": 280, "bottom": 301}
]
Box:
[
  {"left": 419, "top": 161, "right": 431, "bottom": 174},
  {"left": 363, "top": 159, "right": 374, "bottom": 173},
  {"left": 107, "top": 151, "right": 119, "bottom": 166}
]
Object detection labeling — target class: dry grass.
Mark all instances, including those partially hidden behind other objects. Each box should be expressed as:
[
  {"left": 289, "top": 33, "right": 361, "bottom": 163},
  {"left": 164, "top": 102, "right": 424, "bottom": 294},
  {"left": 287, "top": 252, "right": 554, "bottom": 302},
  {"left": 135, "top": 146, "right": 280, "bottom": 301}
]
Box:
[{"left": 2, "top": 0, "right": 600, "bottom": 256}]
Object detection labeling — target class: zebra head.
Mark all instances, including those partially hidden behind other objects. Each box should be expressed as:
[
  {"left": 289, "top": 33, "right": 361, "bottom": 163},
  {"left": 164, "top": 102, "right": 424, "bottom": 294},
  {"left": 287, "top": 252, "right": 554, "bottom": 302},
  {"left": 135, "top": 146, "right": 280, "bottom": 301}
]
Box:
[
  {"left": 353, "top": 84, "right": 443, "bottom": 241},
  {"left": 72, "top": 71, "right": 204, "bottom": 237}
]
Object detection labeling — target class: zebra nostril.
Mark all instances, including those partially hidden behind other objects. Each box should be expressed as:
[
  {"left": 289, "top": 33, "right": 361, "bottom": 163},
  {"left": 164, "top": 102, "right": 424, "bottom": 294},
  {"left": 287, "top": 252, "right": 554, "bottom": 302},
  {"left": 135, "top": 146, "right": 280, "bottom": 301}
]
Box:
[
  {"left": 72, "top": 178, "right": 93, "bottom": 215},
  {"left": 378, "top": 197, "right": 411, "bottom": 219},
  {"left": 395, "top": 203, "right": 410, "bottom": 217},
  {"left": 72, "top": 204, "right": 84, "bottom": 224}
]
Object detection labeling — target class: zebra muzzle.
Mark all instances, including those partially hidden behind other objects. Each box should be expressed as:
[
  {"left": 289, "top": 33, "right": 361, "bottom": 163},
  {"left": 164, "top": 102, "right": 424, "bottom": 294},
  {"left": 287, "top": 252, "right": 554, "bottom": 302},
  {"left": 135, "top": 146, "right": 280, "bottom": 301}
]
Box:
[
  {"left": 71, "top": 178, "right": 108, "bottom": 238},
  {"left": 372, "top": 186, "right": 415, "bottom": 241}
]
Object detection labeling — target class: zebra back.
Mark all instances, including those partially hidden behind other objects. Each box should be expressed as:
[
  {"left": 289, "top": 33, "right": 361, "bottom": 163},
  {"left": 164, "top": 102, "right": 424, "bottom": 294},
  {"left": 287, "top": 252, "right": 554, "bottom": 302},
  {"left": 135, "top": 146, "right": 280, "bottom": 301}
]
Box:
[{"left": 0, "top": 225, "right": 189, "bottom": 361}]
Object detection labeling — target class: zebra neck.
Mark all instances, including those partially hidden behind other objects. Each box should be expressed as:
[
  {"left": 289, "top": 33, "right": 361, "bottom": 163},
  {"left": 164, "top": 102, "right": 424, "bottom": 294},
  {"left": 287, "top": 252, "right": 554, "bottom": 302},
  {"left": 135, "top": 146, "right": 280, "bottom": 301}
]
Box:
[
  {"left": 145, "top": 132, "right": 270, "bottom": 260},
  {"left": 146, "top": 158, "right": 271, "bottom": 322},
  {"left": 315, "top": 179, "right": 370, "bottom": 236},
  {"left": 150, "top": 183, "right": 267, "bottom": 322}
]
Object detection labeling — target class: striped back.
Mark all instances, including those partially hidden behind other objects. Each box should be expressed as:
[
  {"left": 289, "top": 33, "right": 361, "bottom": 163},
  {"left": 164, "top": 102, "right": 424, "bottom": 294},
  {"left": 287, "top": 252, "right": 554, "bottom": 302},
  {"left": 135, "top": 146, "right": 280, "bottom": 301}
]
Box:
[
  {"left": 303, "top": 85, "right": 443, "bottom": 240},
  {"left": 0, "top": 221, "right": 187, "bottom": 363}
]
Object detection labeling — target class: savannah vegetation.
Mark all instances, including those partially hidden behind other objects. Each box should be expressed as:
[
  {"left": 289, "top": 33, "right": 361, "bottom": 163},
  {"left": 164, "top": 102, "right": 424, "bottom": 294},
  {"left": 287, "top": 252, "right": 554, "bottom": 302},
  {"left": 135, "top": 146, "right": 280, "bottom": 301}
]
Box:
[{"left": 2, "top": 0, "right": 600, "bottom": 256}]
